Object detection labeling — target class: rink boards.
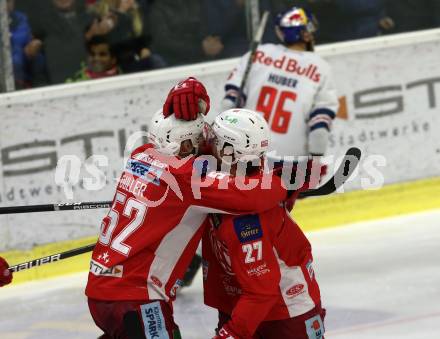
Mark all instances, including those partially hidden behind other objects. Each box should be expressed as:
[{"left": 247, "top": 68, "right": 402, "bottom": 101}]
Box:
[{"left": 1, "top": 29, "right": 440, "bottom": 283}]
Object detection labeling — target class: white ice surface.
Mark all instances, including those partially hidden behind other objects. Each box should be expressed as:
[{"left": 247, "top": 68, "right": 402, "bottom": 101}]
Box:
[{"left": 1, "top": 209, "right": 439, "bottom": 339}]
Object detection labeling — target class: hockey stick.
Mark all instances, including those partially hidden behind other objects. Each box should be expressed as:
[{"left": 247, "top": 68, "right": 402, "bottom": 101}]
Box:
[
  {"left": 8, "top": 243, "right": 95, "bottom": 273},
  {"left": 298, "top": 147, "right": 362, "bottom": 198},
  {"left": 0, "top": 148, "right": 361, "bottom": 216},
  {"left": 181, "top": 148, "right": 360, "bottom": 288},
  {"left": 6, "top": 148, "right": 360, "bottom": 274},
  {"left": 236, "top": 10, "right": 270, "bottom": 108},
  {"left": 0, "top": 201, "right": 112, "bottom": 215}
]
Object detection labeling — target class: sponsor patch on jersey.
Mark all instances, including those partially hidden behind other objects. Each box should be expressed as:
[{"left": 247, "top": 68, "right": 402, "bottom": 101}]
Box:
[
  {"left": 305, "top": 314, "right": 324, "bottom": 339},
  {"left": 150, "top": 275, "right": 163, "bottom": 288},
  {"left": 126, "top": 159, "right": 163, "bottom": 185},
  {"left": 140, "top": 301, "right": 169, "bottom": 339},
  {"left": 246, "top": 262, "right": 270, "bottom": 277},
  {"left": 233, "top": 215, "right": 263, "bottom": 243},
  {"left": 170, "top": 279, "right": 184, "bottom": 298},
  {"left": 286, "top": 283, "right": 305, "bottom": 298},
  {"left": 89, "top": 260, "right": 123, "bottom": 277}
]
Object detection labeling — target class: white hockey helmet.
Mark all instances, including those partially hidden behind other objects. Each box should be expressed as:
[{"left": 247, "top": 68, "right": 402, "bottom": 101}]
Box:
[
  {"left": 149, "top": 109, "right": 204, "bottom": 156},
  {"left": 206, "top": 108, "right": 270, "bottom": 163}
]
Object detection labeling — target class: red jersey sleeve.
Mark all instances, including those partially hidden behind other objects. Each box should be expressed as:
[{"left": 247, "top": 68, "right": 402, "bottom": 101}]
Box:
[
  {"left": 186, "top": 170, "right": 287, "bottom": 214},
  {"left": 222, "top": 213, "right": 281, "bottom": 338}
]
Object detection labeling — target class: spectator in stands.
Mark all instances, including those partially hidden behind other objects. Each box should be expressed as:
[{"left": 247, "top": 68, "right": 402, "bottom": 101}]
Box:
[
  {"left": 201, "top": 0, "right": 249, "bottom": 60},
  {"left": 149, "top": 0, "right": 205, "bottom": 66},
  {"left": 29, "top": 0, "right": 96, "bottom": 84},
  {"left": 7, "top": 0, "right": 43, "bottom": 89},
  {"left": 92, "top": 0, "right": 165, "bottom": 73},
  {"left": 14, "top": 0, "right": 42, "bottom": 17},
  {"left": 202, "top": 0, "right": 286, "bottom": 59},
  {"left": 67, "top": 35, "right": 120, "bottom": 82},
  {"left": 299, "top": 0, "right": 394, "bottom": 43},
  {"left": 385, "top": 0, "right": 440, "bottom": 34}
]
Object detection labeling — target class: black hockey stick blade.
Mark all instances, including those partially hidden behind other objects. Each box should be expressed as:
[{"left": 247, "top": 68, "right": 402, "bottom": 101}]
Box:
[
  {"left": 0, "top": 201, "right": 112, "bottom": 215},
  {"left": 298, "top": 147, "right": 362, "bottom": 198},
  {"left": 8, "top": 243, "right": 95, "bottom": 273}
]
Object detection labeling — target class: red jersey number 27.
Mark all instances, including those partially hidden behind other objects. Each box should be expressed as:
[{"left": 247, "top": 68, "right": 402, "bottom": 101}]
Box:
[
  {"left": 99, "top": 192, "right": 147, "bottom": 256},
  {"left": 256, "top": 86, "right": 296, "bottom": 134}
]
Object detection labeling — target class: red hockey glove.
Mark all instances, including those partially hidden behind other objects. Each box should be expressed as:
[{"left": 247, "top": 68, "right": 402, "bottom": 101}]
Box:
[
  {"left": 163, "top": 77, "right": 210, "bottom": 120},
  {"left": 213, "top": 324, "right": 241, "bottom": 339},
  {"left": 0, "top": 256, "right": 13, "bottom": 287}
]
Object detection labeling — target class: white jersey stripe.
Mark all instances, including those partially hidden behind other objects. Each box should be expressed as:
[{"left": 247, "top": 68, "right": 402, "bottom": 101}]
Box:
[
  {"left": 273, "top": 247, "right": 316, "bottom": 318},
  {"left": 147, "top": 205, "right": 232, "bottom": 301}
]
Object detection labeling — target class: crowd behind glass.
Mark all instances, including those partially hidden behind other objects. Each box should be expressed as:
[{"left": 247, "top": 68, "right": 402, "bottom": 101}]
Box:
[{"left": 6, "top": 0, "right": 440, "bottom": 90}]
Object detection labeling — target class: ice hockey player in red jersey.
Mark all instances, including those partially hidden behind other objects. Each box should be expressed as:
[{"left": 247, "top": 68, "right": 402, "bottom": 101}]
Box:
[
  {"left": 202, "top": 109, "right": 325, "bottom": 339},
  {"left": 0, "top": 256, "right": 13, "bottom": 287},
  {"left": 220, "top": 6, "right": 339, "bottom": 195},
  {"left": 85, "top": 79, "right": 289, "bottom": 339}
]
